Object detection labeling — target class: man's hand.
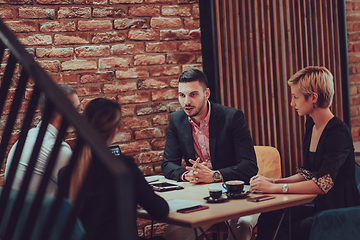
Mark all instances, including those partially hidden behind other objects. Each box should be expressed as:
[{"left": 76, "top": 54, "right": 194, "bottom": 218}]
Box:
[{"left": 185, "top": 158, "right": 217, "bottom": 183}]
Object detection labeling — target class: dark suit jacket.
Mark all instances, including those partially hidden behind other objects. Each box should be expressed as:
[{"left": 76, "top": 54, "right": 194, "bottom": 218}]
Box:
[{"left": 161, "top": 102, "right": 258, "bottom": 184}]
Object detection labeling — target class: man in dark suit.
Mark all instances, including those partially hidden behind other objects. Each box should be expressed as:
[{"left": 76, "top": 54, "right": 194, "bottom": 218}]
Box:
[{"left": 161, "top": 68, "right": 259, "bottom": 240}]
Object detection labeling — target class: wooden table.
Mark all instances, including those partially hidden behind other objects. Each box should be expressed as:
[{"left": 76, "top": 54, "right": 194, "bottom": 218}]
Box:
[{"left": 138, "top": 178, "right": 317, "bottom": 229}]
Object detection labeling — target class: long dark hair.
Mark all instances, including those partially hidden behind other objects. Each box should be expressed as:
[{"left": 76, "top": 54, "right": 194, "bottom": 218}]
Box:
[{"left": 69, "top": 98, "right": 122, "bottom": 202}]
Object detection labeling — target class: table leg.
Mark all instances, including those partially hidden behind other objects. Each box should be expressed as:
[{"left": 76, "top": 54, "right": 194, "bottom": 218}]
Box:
[
  {"left": 198, "top": 227, "right": 211, "bottom": 240},
  {"left": 194, "top": 228, "right": 198, "bottom": 240},
  {"left": 225, "top": 220, "right": 238, "bottom": 240},
  {"left": 272, "top": 209, "right": 286, "bottom": 240}
]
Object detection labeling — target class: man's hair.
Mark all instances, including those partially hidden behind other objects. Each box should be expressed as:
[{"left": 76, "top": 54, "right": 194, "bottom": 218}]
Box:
[
  {"left": 38, "top": 84, "right": 77, "bottom": 118},
  {"left": 178, "top": 68, "right": 209, "bottom": 89},
  {"left": 287, "top": 66, "right": 334, "bottom": 108}
]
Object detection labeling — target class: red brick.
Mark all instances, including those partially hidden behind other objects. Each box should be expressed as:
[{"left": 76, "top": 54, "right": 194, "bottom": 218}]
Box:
[
  {"left": 138, "top": 78, "right": 168, "bottom": 89},
  {"left": 92, "top": 31, "right": 125, "bottom": 43},
  {"left": 128, "top": 5, "right": 160, "bottom": 16},
  {"left": 178, "top": 0, "right": 198, "bottom": 3},
  {"left": 169, "top": 78, "right": 178, "bottom": 87},
  {"left": 149, "top": 65, "right": 181, "bottom": 77},
  {"left": 75, "top": 45, "right": 110, "bottom": 57},
  {"left": 346, "top": 2, "right": 353, "bottom": 11},
  {"left": 110, "top": 0, "right": 143, "bottom": 3},
  {"left": 134, "top": 127, "right": 166, "bottom": 139},
  {"left": 36, "top": 0, "right": 70, "bottom": 3},
  {"left": 113, "top": 131, "right": 132, "bottom": 143},
  {"left": 78, "top": 20, "right": 113, "bottom": 31},
  {"left": 58, "top": 7, "right": 91, "bottom": 19},
  {"left": 354, "top": 43, "right": 360, "bottom": 52},
  {"left": 36, "top": 47, "right": 74, "bottom": 58},
  {"left": 167, "top": 101, "right": 181, "bottom": 112},
  {"left": 99, "top": 57, "right": 132, "bottom": 69},
  {"left": 38, "top": 60, "right": 61, "bottom": 72},
  {"left": 352, "top": 128, "right": 360, "bottom": 140},
  {"left": 50, "top": 73, "right": 78, "bottom": 84},
  {"left": 150, "top": 17, "right": 182, "bottom": 29},
  {"left": 138, "top": 163, "right": 155, "bottom": 175},
  {"left": 146, "top": 42, "right": 176, "bottom": 53},
  {"left": 61, "top": 59, "right": 97, "bottom": 71},
  {"left": 136, "top": 104, "right": 155, "bottom": 115},
  {"left": 134, "top": 54, "right": 165, "bottom": 66},
  {"left": 0, "top": 8, "right": 15, "bottom": 19},
  {"left": 350, "top": 74, "right": 360, "bottom": 84},
  {"left": 152, "top": 113, "right": 169, "bottom": 125},
  {"left": 351, "top": 106, "right": 358, "bottom": 117},
  {"left": 74, "top": 0, "right": 107, "bottom": 4},
  {"left": 0, "top": 0, "right": 32, "bottom": 4},
  {"left": 121, "top": 117, "right": 149, "bottom": 129},
  {"left": 178, "top": 40, "right": 201, "bottom": 51},
  {"left": 111, "top": 43, "right": 144, "bottom": 55},
  {"left": 347, "top": 22, "right": 353, "bottom": 32},
  {"left": 162, "top": 5, "right": 191, "bottom": 16},
  {"left": 18, "top": 34, "right": 52, "bottom": 46},
  {"left": 114, "top": 18, "right": 147, "bottom": 30},
  {"left": 93, "top": 7, "right": 122, "bottom": 17},
  {"left": 116, "top": 67, "right": 149, "bottom": 79},
  {"left": 182, "top": 64, "right": 202, "bottom": 71},
  {"left": 351, "top": 117, "right": 360, "bottom": 127},
  {"left": 190, "top": 29, "right": 201, "bottom": 39},
  {"left": 54, "top": 33, "right": 90, "bottom": 45},
  {"left": 19, "top": 6, "right": 55, "bottom": 19},
  {"left": 5, "top": 21, "right": 37, "bottom": 32},
  {"left": 347, "top": 12, "right": 360, "bottom": 22},
  {"left": 80, "top": 71, "right": 113, "bottom": 83},
  {"left": 193, "top": 4, "right": 199, "bottom": 18},
  {"left": 354, "top": 2, "right": 360, "bottom": 10},
  {"left": 152, "top": 89, "right": 177, "bottom": 101},
  {"left": 74, "top": 85, "right": 101, "bottom": 96},
  {"left": 119, "top": 140, "right": 151, "bottom": 154},
  {"left": 354, "top": 22, "right": 360, "bottom": 31},
  {"left": 145, "top": 0, "right": 175, "bottom": 2},
  {"left": 166, "top": 53, "right": 196, "bottom": 64},
  {"left": 128, "top": 29, "right": 158, "bottom": 41},
  {"left": 117, "top": 92, "right": 150, "bottom": 104},
  {"left": 184, "top": 17, "right": 200, "bottom": 28},
  {"left": 40, "top": 21, "right": 76, "bottom": 32},
  {"left": 137, "top": 150, "right": 163, "bottom": 164},
  {"left": 150, "top": 138, "right": 166, "bottom": 150},
  {"left": 160, "top": 29, "right": 190, "bottom": 40},
  {"left": 348, "top": 32, "right": 360, "bottom": 42},
  {"left": 103, "top": 80, "right": 137, "bottom": 93},
  {"left": 350, "top": 85, "right": 358, "bottom": 95},
  {"left": 121, "top": 105, "right": 136, "bottom": 117}
]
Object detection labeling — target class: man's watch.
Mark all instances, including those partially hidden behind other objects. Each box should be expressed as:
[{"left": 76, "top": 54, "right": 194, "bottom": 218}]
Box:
[
  {"left": 213, "top": 170, "right": 221, "bottom": 182},
  {"left": 282, "top": 183, "right": 288, "bottom": 193}
]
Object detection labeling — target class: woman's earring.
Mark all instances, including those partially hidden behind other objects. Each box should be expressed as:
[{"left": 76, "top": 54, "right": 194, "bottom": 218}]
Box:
[{"left": 313, "top": 103, "right": 316, "bottom": 109}]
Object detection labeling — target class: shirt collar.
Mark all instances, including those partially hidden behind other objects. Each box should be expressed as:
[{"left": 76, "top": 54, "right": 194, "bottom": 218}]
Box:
[{"left": 188, "top": 100, "right": 211, "bottom": 127}]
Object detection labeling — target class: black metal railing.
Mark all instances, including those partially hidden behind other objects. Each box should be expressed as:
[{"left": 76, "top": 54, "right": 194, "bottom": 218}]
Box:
[{"left": 0, "top": 17, "right": 137, "bottom": 240}]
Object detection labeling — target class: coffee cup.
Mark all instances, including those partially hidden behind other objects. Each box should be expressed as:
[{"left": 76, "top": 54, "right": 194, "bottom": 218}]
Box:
[
  {"left": 209, "top": 188, "right": 223, "bottom": 200},
  {"left": 223, "top": 180, "right": 244, "bottom": 195}
]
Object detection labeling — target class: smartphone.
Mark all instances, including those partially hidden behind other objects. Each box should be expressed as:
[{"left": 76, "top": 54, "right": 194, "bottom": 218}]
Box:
[
  {"left": 176, "top": 205, "right": 209, "bottom": 213},
  {"left": 108, "top": 145, "right": 122, "bottom": 156},
  {"left": 150, "top": 182, "right": 184, "bottom": 192},
  {"left": 246, "top": 195, "right": 275, "bottom": 202}
]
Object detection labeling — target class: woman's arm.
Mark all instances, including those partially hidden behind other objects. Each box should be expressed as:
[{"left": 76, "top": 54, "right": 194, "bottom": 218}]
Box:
[{"left": 250, "top": 174, "right": 324, "bottom": 194}]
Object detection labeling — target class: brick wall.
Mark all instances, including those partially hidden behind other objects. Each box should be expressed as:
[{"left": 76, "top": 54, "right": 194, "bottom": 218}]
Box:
[
  {"left": 0, "top": 0, "right": 202, "bottom": 180},
  {"left": 347, "top": 0, "right": 360, "bottom": 141}
]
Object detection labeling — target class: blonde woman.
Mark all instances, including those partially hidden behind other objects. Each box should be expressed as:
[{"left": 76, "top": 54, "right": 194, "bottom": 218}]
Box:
[
  {"left": 250, "top": 66, "right": 360, "bottom": 240},
  {"left": 58, "top": 98, "right": 169, "bottom": 240}
]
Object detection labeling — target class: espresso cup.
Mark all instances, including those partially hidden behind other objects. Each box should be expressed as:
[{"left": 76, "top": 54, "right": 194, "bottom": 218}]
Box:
[
  {"left": 209, "top": 188, "right": 223, "bottom": 200},
  {"left": 223, "top": 180, "right": 244, "bottom": 195}
]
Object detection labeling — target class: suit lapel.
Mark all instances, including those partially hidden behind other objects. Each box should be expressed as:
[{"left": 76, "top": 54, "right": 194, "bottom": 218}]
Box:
[
  {"left": 183, "top": 115, "right": 195, "bottom": 160},
  {"left": 209, "top": 104, "right": 218, "bottom": 166}
]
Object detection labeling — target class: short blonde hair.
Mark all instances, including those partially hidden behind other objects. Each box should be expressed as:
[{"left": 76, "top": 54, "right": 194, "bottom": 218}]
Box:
[{"left": 287, "top": 66, "right": 334, "bottom": 108}]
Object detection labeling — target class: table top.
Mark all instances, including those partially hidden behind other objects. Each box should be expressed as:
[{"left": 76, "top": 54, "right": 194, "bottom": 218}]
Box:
[{"left": 138, "top": 177, "right": 317, "bottom": 228}]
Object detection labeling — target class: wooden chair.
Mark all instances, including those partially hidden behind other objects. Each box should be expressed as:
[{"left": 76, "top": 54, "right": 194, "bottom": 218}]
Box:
[{"left": 205, "top": 146, "right": 282, "bottom": 240}]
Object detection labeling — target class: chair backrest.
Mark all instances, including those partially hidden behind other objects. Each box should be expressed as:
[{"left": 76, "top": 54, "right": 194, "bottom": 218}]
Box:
[{"left": 254, "top": 146, "right": 282, "bottom": 179}]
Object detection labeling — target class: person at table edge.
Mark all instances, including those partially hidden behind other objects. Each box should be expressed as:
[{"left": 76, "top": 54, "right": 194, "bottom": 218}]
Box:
[{"left": 161, "top": 68, "right": 258, "bottom": 240}]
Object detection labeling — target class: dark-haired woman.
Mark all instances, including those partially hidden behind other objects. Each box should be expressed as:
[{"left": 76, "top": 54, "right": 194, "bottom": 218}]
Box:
[{"left": 58, "top": 98, "right": 169, "bottom": 240}]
